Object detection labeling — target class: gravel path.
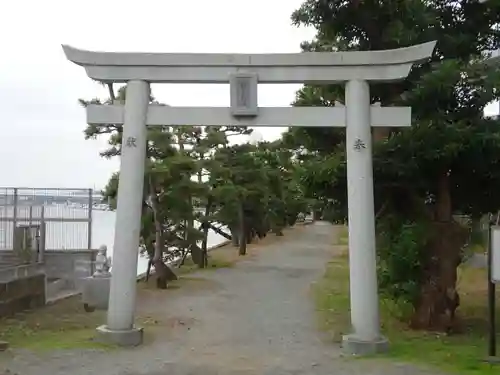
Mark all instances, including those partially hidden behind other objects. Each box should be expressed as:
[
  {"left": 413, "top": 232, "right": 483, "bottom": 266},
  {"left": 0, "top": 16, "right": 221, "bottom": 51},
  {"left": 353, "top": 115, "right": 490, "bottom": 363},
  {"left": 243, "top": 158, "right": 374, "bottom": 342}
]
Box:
[{"left": 1, "top": 222, "right": 443, "bottom": 375}]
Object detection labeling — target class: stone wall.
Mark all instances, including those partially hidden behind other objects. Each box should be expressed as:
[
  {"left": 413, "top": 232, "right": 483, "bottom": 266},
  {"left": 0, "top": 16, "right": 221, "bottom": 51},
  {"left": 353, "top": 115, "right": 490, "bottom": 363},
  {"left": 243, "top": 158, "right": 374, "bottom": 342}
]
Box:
[
  {"left": 43, "top": 250, "right": 98, "bottom": 290},
  {"left": 0, "top": 264, "right": 43, "bottom": 283},
  {"left": 0, "top": 249, "right": 98, "bottom": 290},
  {"left": 0, "top": 273, "right": 46, "bottom": 317},
  {"left": 0, "top": 251, "right": 24, "bottom": 267}
]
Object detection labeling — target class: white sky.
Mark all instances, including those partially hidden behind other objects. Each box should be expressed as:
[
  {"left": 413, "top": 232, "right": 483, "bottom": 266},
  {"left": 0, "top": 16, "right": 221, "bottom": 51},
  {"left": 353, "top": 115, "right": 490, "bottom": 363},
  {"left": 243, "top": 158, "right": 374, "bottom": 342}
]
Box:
[{"left": 0, "top": 0, "right": 497, "bottom": 191}]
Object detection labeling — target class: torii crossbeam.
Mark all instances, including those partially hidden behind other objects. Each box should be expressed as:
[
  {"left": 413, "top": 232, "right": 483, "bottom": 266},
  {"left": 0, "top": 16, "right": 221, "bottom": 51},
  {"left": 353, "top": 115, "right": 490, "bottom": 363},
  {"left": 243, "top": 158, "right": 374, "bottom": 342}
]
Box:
[{"left": 86, "top": 105, "right": 411, "bottom": 128}]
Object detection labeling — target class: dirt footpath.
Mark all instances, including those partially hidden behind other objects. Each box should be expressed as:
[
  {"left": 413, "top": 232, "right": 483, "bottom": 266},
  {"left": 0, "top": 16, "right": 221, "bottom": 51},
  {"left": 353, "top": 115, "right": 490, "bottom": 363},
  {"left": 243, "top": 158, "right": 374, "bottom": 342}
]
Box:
[{"left": 1, "top": 223, "right": 442, "bottom": 375}]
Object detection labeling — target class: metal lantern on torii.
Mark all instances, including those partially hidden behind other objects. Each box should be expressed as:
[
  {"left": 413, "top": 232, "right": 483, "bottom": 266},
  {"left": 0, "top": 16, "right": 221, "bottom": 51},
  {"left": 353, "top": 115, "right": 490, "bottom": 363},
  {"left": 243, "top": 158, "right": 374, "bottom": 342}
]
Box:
[{"left": 63, "top": 41, "right": 436, "bottom": 353}]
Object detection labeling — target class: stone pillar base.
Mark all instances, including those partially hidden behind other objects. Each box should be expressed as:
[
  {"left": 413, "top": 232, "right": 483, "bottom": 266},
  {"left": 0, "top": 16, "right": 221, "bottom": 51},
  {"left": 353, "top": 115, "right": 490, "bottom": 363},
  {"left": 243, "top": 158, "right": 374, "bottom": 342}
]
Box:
[
  {"left": 95, "top": 325, "right": 143, "bottom": 347},
  {"left": 341, "top": 334, "right": 389, "bottom": 356}
]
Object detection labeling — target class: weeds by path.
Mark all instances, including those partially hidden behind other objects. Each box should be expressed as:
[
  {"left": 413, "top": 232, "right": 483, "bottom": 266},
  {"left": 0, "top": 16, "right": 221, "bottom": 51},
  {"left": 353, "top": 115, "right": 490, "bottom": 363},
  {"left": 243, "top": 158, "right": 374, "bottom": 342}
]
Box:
[{"left": 313, "top": 226, "right": 500, "bottom": 375}]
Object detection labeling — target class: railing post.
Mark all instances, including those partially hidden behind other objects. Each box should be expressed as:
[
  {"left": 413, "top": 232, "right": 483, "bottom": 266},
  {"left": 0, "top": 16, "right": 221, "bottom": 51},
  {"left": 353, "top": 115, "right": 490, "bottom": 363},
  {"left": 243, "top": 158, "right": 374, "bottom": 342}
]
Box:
[
  {"left": 39, "top": 205, "right": 46, "bottom": 262},
  {"left": 88, "top": 188, "right": 93, "bottom": 250},
  {"left": 12, "top": 188, "right": 18, "bottom": 250}
]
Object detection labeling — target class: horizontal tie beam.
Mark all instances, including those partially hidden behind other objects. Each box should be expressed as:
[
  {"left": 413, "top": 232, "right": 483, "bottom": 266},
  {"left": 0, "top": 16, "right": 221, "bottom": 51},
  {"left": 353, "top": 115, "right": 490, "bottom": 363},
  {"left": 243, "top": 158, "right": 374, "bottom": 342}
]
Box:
[{"left": 86, "top": 105, "right": 411, "bottom": 128}]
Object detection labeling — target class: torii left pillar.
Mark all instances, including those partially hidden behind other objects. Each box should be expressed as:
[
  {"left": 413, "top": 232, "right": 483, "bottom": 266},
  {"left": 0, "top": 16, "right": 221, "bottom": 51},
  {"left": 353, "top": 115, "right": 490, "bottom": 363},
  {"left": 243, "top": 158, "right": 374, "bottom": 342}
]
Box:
[{"left": 95, "top": 80, "right": 150, "bottom": 346}]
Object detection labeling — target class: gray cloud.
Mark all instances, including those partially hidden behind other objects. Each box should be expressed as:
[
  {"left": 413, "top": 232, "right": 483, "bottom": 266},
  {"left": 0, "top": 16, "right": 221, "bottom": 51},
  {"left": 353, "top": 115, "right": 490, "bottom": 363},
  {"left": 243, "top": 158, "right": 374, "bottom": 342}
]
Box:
[
  {"left": 1, "top": 0, "right": 495, "bottom": 191},
  {"left": 0, "top": 0, "right": 315, "bottom": 190}
]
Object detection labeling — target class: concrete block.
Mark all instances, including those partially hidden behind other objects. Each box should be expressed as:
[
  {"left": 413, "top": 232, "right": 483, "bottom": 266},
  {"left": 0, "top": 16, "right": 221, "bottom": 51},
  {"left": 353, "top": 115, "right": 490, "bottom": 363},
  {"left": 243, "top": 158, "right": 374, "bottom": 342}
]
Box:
[{"left": 81, "top": 276, "right": 111, "bottom": 311}]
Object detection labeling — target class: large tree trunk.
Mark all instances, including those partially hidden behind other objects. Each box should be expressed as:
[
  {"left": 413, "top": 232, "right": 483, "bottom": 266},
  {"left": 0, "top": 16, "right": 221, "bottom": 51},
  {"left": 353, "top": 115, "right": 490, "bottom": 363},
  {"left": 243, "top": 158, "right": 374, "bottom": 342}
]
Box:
[
  {"left": 411, "top": 172, "right": 466, "bottom": 332},
  {"left": 238, "top": 202, "right": 246, "bottom": 255},
  {"left": 145, "top": 256, "right": 153, "bottom": 282},
  {"left": 230, "top": 225, "right": 239, "bottom": 246},
  {"left": 256, "top": 216, "right": 269, "bottom": 239},
  {"left": 198, "top": 164, "right": 208, "bottom": 268},
  {"left": 245, "top": 219, "right": 254, "bottom": 244},
  {"left": 313, "top": 210, "right": 321, "bottom": 221},
  {"left": 149, "top": 178, "right": 177, "bottom": 289},
  {"left": 152, "top": 225, "right": 169, "bottom": 289},
  {"left": 198, "top": 196, "right": 213, "bottom": 268}
]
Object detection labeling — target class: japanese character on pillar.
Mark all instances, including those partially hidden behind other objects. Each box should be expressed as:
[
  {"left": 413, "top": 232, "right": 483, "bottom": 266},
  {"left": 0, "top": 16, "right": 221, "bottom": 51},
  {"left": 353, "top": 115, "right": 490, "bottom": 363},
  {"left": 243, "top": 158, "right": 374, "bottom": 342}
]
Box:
[
  {"left": 125, "top": 136, "right": 137, "bottom": 148},
  {"left": 353, "top": 138, "right": 366, "bottom": 151}
]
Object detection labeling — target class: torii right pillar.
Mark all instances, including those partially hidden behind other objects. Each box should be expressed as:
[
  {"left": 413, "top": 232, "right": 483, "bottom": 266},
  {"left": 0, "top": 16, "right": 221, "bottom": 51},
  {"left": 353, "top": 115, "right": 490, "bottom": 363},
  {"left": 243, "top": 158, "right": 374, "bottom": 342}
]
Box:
[
  {"left": 343, "top": 79, "right": 387, "bottom": 354},
  {"left": 341, "top": 46, "right": 435, "bottom": 354}
]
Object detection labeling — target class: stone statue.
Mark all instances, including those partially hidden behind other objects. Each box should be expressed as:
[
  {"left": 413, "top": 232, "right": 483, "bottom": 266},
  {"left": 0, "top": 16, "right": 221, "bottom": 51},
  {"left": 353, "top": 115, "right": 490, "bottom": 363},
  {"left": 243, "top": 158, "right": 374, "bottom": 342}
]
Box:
[{"left": 94, "top": 244, "right": 111, "bottom": 277}]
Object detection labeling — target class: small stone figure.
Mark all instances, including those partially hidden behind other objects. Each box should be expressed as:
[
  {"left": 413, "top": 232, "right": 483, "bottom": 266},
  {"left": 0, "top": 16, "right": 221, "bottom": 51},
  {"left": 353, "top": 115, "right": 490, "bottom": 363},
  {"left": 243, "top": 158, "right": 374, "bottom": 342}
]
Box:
[{"left": 94, "top": 244, "right": 111, "bottom": 277}]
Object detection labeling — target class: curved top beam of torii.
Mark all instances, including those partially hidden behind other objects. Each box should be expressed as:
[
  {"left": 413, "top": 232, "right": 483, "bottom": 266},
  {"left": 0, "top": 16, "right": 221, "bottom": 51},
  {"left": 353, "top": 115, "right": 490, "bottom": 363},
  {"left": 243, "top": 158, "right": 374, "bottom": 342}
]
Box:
[{"left": 62, "top": 41, "right": 436, "bottom": 84}]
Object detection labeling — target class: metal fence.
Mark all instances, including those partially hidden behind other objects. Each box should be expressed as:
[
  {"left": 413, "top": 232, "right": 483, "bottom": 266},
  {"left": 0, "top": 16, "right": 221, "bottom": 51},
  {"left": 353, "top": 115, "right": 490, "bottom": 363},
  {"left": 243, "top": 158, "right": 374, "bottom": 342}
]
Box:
[{"left": 0, "top": 187, "right": 93, "bottom": 251}]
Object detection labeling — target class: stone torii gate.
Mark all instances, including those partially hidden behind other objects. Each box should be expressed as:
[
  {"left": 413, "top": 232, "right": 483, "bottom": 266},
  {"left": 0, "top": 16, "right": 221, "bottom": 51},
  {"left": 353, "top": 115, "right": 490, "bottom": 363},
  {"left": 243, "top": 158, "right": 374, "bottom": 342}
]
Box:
[{"left": 63, "top": 41, "right": 436, "bottom": 353}]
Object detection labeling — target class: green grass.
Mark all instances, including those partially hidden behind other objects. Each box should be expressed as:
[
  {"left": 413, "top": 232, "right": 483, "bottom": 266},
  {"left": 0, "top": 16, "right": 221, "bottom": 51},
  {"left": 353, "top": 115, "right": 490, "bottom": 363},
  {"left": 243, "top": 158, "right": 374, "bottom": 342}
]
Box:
[
  {"left": 313, "top": 226, "right": 500, "bottom": 375},
  {"left": 0, "top": 297, "right": 114, "bottom": 350},
  {"left": 175, "top": 249, "right": 237, "bottom": 275},
  {"left": 0, "top": 296, "right": 168, "bottom": 351},
  {"left": 0, "top": 244, "right": 238, "bottom": 351}
]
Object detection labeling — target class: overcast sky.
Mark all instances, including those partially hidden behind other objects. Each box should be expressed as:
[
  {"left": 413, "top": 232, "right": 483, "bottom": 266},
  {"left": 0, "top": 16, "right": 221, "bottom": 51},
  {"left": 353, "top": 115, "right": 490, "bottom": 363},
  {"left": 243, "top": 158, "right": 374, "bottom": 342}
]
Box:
[{"left": 0, "top": 1, "right": 497, "bottom": 191}]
